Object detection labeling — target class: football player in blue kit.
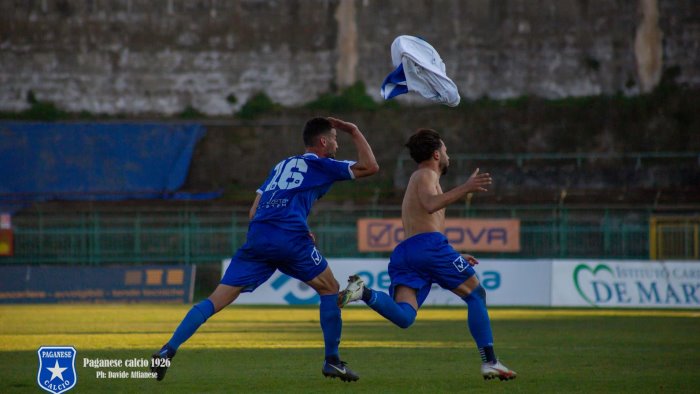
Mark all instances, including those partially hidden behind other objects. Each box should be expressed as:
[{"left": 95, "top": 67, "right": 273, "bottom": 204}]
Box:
[
  {"left": 339, "top": 128, "right": 517, "bottom": 381},
  {"left": 151, "top": 117, "right": 378, "bottom": 382}
]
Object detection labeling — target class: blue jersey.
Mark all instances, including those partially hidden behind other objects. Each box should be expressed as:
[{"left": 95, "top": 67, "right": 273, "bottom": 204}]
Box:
[{"left": 252, "top": 153, "right": 355, "bottom": 232}]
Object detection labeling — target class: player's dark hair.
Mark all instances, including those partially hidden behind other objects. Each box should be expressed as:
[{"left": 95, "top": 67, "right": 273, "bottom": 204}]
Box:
[
  {"left": 405, "top": 128, "right": 442, "bottom": 163},
  {"left": 303, "top": 117, "right": 333, "bottom": 147}
]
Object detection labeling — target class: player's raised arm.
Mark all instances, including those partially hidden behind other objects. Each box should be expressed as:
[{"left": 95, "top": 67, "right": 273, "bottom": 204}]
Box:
[
  {"left": 417, "top": 168, "right": 492, "bottom": 214},
  {"left": 328, "top": 117, "right": 379, "bottom": 179}
]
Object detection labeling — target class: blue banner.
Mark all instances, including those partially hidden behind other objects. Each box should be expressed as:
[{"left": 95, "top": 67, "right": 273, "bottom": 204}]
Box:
[
  {"left": 0, "top": 265, "right": 195, "bottom": 303},
  {"left": 0, "top": 122, "right": 207, "bottom": 210}
]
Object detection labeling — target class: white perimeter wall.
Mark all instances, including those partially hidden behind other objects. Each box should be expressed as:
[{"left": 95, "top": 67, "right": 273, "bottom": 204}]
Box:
[{"left": 222, "top": 259, "right": 700, "bottom": 308}]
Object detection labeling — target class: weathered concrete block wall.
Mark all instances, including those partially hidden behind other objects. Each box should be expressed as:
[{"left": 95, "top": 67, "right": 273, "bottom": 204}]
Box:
[
  {"left": 1, "top": 0, "right": 339, "bottom": 114},
  {"left": 356, "top": 0, "right": 697, "bottom": 98},
  {"left": 1, "top": 0, "right": 698, "bottom": 115}
]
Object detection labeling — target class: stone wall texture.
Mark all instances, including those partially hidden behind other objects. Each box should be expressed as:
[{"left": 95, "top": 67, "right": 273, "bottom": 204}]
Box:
[{"left": 1, "top": 0, "right": 699, "bottom": 115}]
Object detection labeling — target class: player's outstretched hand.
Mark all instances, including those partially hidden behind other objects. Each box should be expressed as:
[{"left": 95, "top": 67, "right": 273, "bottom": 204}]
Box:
[
  {"left": 463, "top": 254, "right": 479, "bottom": 267},
  {"left": 464, "top": 168, "right": 492, "bottom": 193},
  {"left": 327, "top": 117, "right": 358, "bottom": 134}
]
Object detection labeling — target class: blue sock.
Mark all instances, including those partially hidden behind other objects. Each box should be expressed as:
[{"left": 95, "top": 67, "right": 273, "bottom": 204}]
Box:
[
  {"left": 462, "top": 286, "right": 496, "bottom": 363},
  {"left": 167, "top": 299, "right": 215, "bottom": 351},
  {"left": 366, "top": 289, "right": 416, "bottom": 329},
  {"left": 319, "top": 294, "right": 342, "bottom": 362}
]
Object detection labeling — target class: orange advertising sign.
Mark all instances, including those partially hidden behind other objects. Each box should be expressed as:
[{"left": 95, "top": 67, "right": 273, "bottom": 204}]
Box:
[
  {"left": 357, "top": 218, "right": 520, "bottom": 253},
  {"left": 0, "top": 230, "right": 13, "bottom": 256}
]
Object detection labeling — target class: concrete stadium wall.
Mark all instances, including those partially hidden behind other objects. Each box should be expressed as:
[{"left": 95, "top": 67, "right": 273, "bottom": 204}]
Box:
[{"left": 1, "top": 0, "right": 698, "bottom": 115}]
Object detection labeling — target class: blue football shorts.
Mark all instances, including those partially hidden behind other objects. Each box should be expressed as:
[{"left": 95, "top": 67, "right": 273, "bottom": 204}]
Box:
[
  {"left": 221, "top": 223, "right": 328, "bottom": 292},
  {"left": 388, "top": 232, "right": 476, "bottom": 307}
]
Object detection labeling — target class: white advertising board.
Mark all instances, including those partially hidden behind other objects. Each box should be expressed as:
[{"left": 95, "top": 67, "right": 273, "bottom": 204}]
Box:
[
  {"left": 422, "top": 259, "right": 551, "bottom": 306},
  {"left": 551, "top": 260, "right": 700, "bottom": 308},
  {"left": 221, "top": 258, "right": 552, "bottom": 306}
]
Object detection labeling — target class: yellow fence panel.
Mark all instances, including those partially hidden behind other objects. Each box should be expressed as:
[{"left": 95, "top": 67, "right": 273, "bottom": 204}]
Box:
[{"left": 650, "top": 217, "right": 700, "bottom": 260}]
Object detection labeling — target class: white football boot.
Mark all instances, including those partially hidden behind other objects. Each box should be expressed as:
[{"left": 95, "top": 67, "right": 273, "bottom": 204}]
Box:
[
  {"left": 337, "top": 275, "right": 365, "bottom": 308},
  {"left": 481, "top": 360, "right": 517, "bottom": 381}
]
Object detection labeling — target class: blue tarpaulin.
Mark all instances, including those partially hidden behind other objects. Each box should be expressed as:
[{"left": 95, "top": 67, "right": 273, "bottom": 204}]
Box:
[{"left": 0, "top": 122, "right": 208, "bottom": 210}]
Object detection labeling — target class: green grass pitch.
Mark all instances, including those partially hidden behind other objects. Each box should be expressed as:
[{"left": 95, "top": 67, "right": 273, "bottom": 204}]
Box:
[{"left": 1, "top": 304, "right": 698, "bottom": 393}]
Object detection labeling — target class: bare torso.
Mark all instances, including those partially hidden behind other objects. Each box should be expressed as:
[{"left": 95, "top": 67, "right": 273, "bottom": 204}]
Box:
[
  {"left": 401, "top": 168, "right": 445, "bottom": 238},
  {"left": 395, "top": 159, "right": 493, "bottom": 304}
]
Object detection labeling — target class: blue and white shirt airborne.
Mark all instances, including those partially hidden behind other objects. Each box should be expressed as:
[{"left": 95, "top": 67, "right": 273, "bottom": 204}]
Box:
[{"left": 252, "top": 153, "right": 355, "bottom": 232}]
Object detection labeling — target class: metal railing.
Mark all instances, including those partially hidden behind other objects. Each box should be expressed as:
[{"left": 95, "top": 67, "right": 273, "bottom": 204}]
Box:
[
  {"left": 396, "top": 151, "right": 700, "bottom": 173},
  {"left": 650, "top": 216, "right": 700, "bottom": 260},
  {"left": 3, "top": 205, "right": 696, "bottom": 265}
]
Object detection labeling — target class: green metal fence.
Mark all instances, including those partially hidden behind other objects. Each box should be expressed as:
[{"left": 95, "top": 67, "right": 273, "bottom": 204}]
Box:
[
  {"left": 1, "top": 204, "right": 685, "bottom": 265},
  {"left": 313, "top": 205, "right": 652, "bottom": 260},
  {"left": 396, "top": 151, "right": 700, "bottom": 174},
  {"left": 7, "top": 209, "right": 249, "bottom": 265}
]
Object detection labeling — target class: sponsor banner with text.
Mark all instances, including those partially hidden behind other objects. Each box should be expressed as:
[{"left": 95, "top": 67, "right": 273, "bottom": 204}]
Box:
[
  {"left": 222, "top": 258, "right": 549, "bottom": 306},
  {"left": 357, "top": 218, "right": 520, "bottom": 252},
  {"left": 551, "top": 260, "right": 700, "bottom": 308},
  {"left": 0, "top": 265, "right": 195, "bottom": 304}
]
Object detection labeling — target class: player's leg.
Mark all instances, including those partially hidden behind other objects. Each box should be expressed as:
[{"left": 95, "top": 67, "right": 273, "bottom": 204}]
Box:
[
  {"left": 304, "top": 266, "right": 359, "bottom": 382},
  {"left": 151, "top": 246, "right": 275, "bottom": 381},
  {"left": 340, "top": 276, "right": 418, "bottom": 329},
  {"left": 283, "top": 244, "right": 358, "bottom": 382},
  {"left": 452, "top": 276, "right": 495, "bottom": 362},
  {"left": 452, "top": 276, "right": 516, "bottom": 381},
  {"left": 419, "top": 233, "right": 515, "bottom": 380},
  {"left": 305, "top": 266, "right": 343, "bottom": 364},
  {"left": 339, "top": 239, "right": 426, "bottom": 328},
  {"left": 151, "top": 284, "right": 243, "bottom": 380},
  {"left": 371, "top": 284, "right": 418, "bottom": 329},
  {"left": 166, "top": 284, "right": 243, "bottom": 351}
]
